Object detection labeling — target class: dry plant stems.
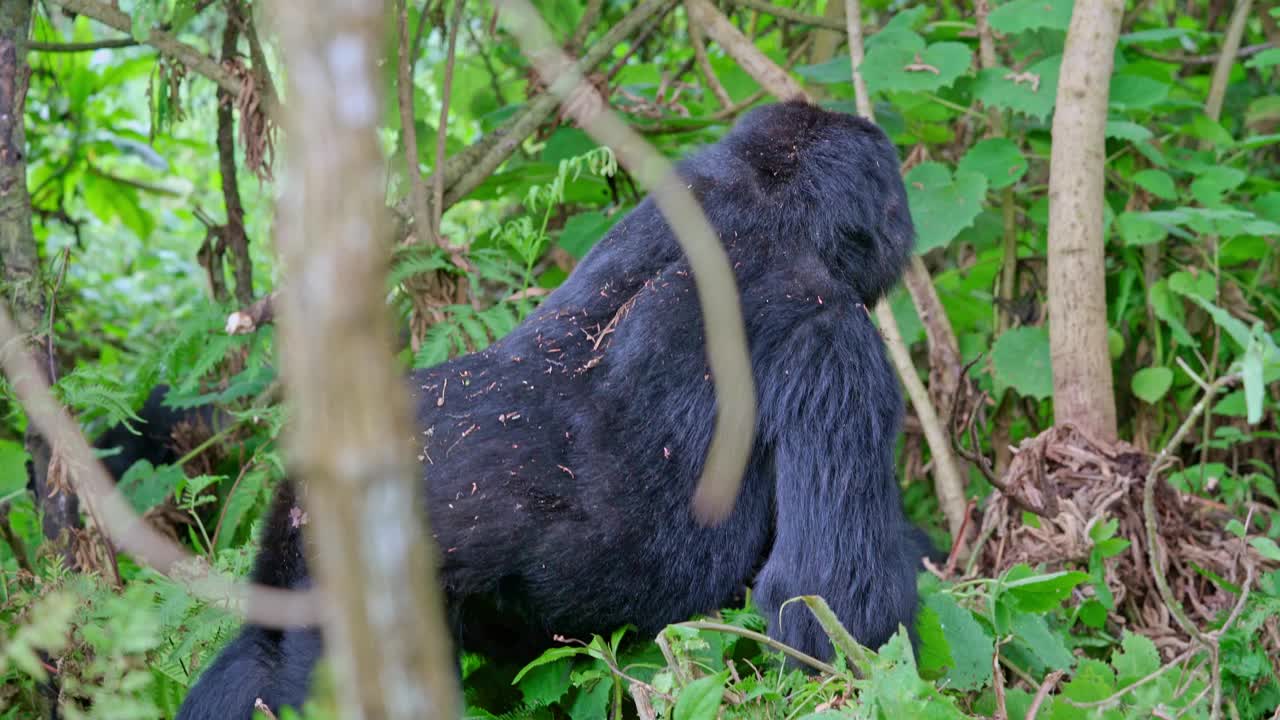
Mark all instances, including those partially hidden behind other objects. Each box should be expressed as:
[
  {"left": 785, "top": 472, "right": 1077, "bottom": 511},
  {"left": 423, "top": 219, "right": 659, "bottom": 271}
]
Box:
[
  {"left": 270, "top": 0, "right": 458, "bottom": 715},
  {"left": 0, "top": 306, "right": 320, "bottom": 628},
  {"left": 677, "top": 621, "right": 839, "bottom": 674},
  {"left": 1142, "top": 369, "right": 1249, "bottom": 720},
  {"left": 844, "top": 0, "right": 969, "bottom": 539},
  {"left": 1204, "top": 0, "right": 1254, "bottom": 123},
  {"left": 1047, "top": 0, "right": 1123, "bottom": 441},
  {"left": 494, "top": 0, "right": 755, "bottom": 524}
]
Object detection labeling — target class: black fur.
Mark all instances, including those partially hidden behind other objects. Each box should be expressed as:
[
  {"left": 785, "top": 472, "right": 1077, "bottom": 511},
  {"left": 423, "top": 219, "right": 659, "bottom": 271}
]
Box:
[
  {"left": 93, "top": 385, "right": 222, "bottom": 480},
  {"left": 177, "top": 101, "right": 917, "bottom": 720}
]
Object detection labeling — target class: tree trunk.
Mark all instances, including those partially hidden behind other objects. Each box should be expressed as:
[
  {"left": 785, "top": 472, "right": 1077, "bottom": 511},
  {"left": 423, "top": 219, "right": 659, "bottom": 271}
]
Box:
[
  {"left": 270, "top": 1, "right": 459, "bottom": 717},
  {"left": 0, "top": 0, "right": 80, "bottom": 551},
  {"left": 1047, "top": 0, "right": 1123, "bottom": 442}
]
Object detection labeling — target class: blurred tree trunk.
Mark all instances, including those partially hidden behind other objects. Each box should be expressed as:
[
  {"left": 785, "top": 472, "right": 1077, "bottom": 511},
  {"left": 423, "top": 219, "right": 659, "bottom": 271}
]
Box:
[
  {"left": 1047, "top": 0, "right": 1123, "bottom": 442},
  {"left": 270, "top": 0, "right": 458, "bottom": 718},
  {"left": 0, "top": 0, "right": 80, "bottom": 553}
]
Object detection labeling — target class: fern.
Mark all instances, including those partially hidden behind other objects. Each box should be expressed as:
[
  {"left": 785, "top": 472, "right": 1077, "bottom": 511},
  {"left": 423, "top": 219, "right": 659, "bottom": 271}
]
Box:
[
  {"left": 55, "top": 366, "right": 141, "bottom": 429},
  {"left": 388, "top": 246, "right": 457, "bottom": 288}
]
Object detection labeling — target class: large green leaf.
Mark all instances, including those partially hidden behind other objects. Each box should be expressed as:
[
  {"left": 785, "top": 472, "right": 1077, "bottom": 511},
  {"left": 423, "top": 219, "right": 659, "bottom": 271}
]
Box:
[
  {"left": 904, "top": 163, "right": 988, "bottom": 252},
  {"left": 991, "top": 326, "right": 1053, "bottom": 400},
  {"left": 673, "top": 672, "right": 728, "bottom": 720},
  {"left": 1131, "top": 366, "right": 1174, "bottom": 404},
  {"left": 922, "top": 593, "right": 993, "bottom": 691},
  {"left": 861, "top": 32, "right": 973, "bottom": 95},
  {"left": 957, "top": 138, "right": 1026, "bottom": 190},
  {"left": 973, "top": 55, "right": 1062, "bottom": 120},
  {"left": 989, "top": 0, "right": 1075, "bottom": 33}
]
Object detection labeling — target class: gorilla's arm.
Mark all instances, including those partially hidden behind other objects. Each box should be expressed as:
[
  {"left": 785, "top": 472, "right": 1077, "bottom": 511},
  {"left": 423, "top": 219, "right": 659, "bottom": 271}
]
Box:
[{"left": 748, "top": 273, "right": 916, "bottom": 657}]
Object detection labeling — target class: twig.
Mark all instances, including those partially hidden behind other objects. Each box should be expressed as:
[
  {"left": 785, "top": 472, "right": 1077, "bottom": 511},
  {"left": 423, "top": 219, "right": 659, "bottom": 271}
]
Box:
[
  {"left": 686, "top": 2, "right": 733, "bottom": 108},
  {"left": 1205, "top": 0, "right": 1254, "bottom": 122},
  {"left": 396, "top": 0, "right": 433, "bottom": 242},
  {"left": 432, "top": 0, "right": 465, "bottom": 240},
  {"left": 1025, "top": 670, "right": 1063, "bottom": 719},
  {"left": 1134, "top": 41, "right": 1274, "bottom": 67},
  {"left": 676, "top": 621, "right": 839, "bottom": 674},
  {"left": 728, "top": 0, "right": 845, "bottom": 30},
  {"left": 28, "top": 38, "right": 137, "bottom": 52}
]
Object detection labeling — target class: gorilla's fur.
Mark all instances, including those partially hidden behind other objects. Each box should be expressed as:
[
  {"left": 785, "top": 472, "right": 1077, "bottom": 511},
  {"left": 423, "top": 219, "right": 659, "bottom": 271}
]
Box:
[{"left": 177, "top": 101, "right": 918, "bottom": 720}]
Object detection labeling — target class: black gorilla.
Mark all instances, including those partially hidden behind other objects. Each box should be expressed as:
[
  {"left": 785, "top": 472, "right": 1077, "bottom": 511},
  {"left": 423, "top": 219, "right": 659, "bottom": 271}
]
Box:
[
  {"left": 93, "top": 385, "right": 222, "bottom": 480},
  {"left": 177, "top": 101, "right": 918, "bottom": 720}
]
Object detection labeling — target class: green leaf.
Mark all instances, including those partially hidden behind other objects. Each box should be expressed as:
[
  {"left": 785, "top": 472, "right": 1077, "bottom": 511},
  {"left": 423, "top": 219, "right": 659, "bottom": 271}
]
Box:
[
  {"left": 904, "top": 163, "right": 988, "bottom": 252},
  {"left": 1088, "top": 518, "right": 1118, "bottom": 543},
  {"left": 558, "top": 211, "right": 619, "bottom": 260},
  {"left": 914, "top": 604, "right": 953, "bottom": 677},
  {"left": 1180, "top": 295, "right": 1251, "bottom": 349},
  {"left": 567, "top": 676, "right": 611, "bottom": 720},
  {"left": 1108, "top": 74, "right": 1170, "bottom": 110},
  {"left": 516, "top": 657, "right": 572, "bottom": 706},
  {"left": 1059, "top": 659, "right": 1116, "bottom": 704},
  {"left": 988, "top": 0, "right": 1075, "bottom": 33},
  {"left": 673, "top": 672, "right": 728, "bottom": 720},
  {"left": 1224, "top": 519, "right": 1246, "bottom": 538},
  {"left": 1116, "top": 212, "right": 1167, "bottom": 246},
  {"left": 861, "top": 35, "right": 973, "bottom": 95},
  {"left": 795, "top": 56, "right": 852, "bottom": 84},
  {"left": 0, "top": 440, "right": 29, "bottom": 496},
  {"left": 924, "top": 593, "right": 993, "bottom": 691},
  {"left": 1131, "top": 366, "right": 1173, "bottom": 403},
  {"left": 973, "top": 56, "right": 1062, "bottom": 121},
  {"left": 118, "top": 462, "right": 187, "bottom": 514},
  {"left": 1111, "top": 633, "right": 1160, "bottom": 686},
  {"left": 1241, "top": 337, "right": 1268, "bottom": 424},
  {"left": 1002, "top": 566, "right": 1089, "bottom": 612},
  {"left": 1010, "top": 613, "right": 1074, "bottom": 671},
  {"left": 1190, "top": 166, "right": 1248, "bottom": 206},
  {"left": 1132, "top": 169, "right": 1176, "bottom": 200},
  {"left": 1078, "top": 600, "right": 1108, "bottom": 629},
  {"left": 511, "top": 646, "right": 590, "bottom": 684},
  {"left": 957, "top": 138, "right": 1027, "bottom": 190},
  {"left": 1105, "top": 120, "right": 1154, "bottom": 142},
  {"left": 991, "top": 326, "right": 1053, "bottom": 400},
  {"left": 1245, "top": 47, "right": 1280, "bottom": 70},
  {"left": 1251, "top": 537, "right": 1280, "bottom": 562}
]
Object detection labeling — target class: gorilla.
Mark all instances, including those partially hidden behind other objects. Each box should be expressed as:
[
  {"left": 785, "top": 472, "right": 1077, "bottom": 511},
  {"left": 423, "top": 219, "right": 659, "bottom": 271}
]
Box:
[
  {"left": 177, "top": 100, "right": 920, "bottom": 720},
  {"left": 93, "top": 385, "right": 224, "bottom": 480}
]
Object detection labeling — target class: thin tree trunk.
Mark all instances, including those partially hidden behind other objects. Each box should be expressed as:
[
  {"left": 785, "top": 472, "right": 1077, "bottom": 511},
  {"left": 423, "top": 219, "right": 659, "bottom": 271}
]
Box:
[
  {"left": 271, "top": 1, "right": 458, "bottom": 717},
  {"left": 1047, "top": 0, "right": 1123, "bottom": 442},
  {"left": 0, "top": 0, "right": 80, "bottom": 552}
]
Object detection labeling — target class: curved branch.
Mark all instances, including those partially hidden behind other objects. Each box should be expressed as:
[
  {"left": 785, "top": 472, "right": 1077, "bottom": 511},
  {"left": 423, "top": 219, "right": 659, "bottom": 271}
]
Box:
[{"left": 496, "top": 0, "right": 755, "bottom": 524}]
